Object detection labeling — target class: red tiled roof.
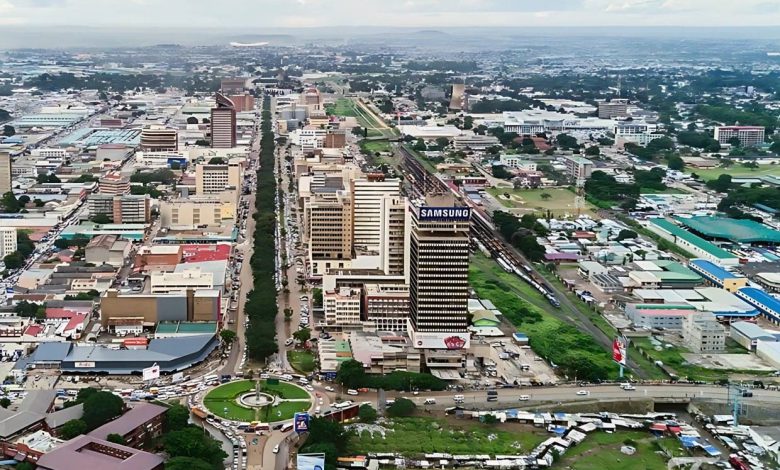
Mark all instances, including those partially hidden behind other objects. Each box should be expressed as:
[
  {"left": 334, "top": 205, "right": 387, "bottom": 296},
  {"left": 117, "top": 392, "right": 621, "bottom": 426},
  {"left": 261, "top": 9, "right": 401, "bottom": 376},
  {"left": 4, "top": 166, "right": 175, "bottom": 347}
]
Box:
[
  {"left": 181, "top": 243, "right": 231, "bottom": 263},
  {"left": 25, "top": 325, "right": 43, "bottom": 337},
  {"left": 64, "top": 314, "right": 87, "bottom": 332}
]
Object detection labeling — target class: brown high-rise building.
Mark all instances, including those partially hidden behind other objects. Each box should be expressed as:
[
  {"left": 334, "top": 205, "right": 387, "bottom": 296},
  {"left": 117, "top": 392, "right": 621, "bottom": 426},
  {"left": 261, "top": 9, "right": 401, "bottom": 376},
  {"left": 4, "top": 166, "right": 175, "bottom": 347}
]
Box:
[
  {"left": 228, "top": 94, "right": 255, "bottom": 112},
  {"left": 323, "top": 131, "right": 346, "bottom": 149},
  {"left": 210, "top": 93, "right": 236, "bottom": 149}
]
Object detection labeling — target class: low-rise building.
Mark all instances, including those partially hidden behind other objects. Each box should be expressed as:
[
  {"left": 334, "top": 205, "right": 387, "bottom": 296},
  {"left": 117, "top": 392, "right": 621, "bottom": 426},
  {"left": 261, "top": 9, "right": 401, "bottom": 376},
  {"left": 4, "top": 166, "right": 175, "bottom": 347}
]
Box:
[
  {"left": 324, "top": 287, "right": 361, "bottom": 328},
  {"left": 87, "top": 403, "right": 166, "bottom": 449},
  {"left": 682, "top": 311, "right": 726, "bottom": 353},
  {"left": 150, "top": 268, "right": 213, "bottom": 294},
  {"left": 730, "top": 321, "right": 777, "bottom": 351},
  {"left": 35, "top": 435, "right": 164, "bottom": 470},
  {"left": 84, "top": 234, "right": 131, "bottom": 268}
]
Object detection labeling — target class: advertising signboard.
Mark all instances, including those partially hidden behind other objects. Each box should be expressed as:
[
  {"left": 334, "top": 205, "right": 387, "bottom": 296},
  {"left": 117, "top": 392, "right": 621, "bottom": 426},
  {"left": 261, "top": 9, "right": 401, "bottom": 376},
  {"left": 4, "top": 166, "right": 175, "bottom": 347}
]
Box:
[
  {"left": 612, "top": 337, "right": 627, "bottom": 366},
  {"left": 142, "top": 364, "right": 160, "bottom": 381},
  {"left": 74, "top": 361, "right": 95, "bottom": 368},
  {"left": 418, "top": 206, "right": 471, "bottom": 221},
  {"left": 294, "top": 412, "right": 310, "bottom": 434}
]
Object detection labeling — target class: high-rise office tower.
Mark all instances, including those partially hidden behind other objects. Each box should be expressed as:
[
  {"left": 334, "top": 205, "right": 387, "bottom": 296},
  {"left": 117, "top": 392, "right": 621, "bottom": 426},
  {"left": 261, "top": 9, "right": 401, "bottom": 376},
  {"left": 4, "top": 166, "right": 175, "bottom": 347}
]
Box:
[
  {"left": 408, "top": 194, "right": 471, "bottom": 350},
  {"left": 0, "top": 152, "right": 11, "bottom": 196},
  {"left": 379, "top": 196, "right": 409, "bottom": 278},
  {"left": 351, "top": 176, "right": 401, "bottom": 251},
  {"left": 306, "top": 190, "right": 353, "bottom": 276},
  {"left": 210, "top": 93, "right": 236, "bottom": 149}
]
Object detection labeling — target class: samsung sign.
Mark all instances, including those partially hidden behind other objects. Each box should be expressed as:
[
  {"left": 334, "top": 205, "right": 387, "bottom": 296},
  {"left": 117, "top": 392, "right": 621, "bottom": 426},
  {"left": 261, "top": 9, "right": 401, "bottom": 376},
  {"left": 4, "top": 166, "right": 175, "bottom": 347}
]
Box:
[{"left": 419, "top": 206, "right": 471, "bottom": 221}]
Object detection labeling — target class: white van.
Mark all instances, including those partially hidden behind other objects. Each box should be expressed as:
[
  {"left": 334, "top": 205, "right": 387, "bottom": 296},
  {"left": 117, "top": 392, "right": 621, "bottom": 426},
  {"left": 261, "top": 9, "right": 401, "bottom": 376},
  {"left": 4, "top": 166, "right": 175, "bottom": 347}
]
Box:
[
  {"left": 424, "top": 398, "right": 436, "bottom": 405},
  {"left": 346, "top": 389, "right": 358, "bottom": 396},
  {"left": 519, "top": 395, "right": 530, "bottom": 401}
]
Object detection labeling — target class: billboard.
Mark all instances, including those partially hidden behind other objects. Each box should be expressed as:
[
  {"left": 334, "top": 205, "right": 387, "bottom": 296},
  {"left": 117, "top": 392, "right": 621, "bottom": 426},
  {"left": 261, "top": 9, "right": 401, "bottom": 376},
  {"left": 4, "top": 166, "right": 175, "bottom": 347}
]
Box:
[
  {"left": 612, "top": 337, "right": 627, "bottom": 366},
  {"left": 411, "top": 330, "right": 470, "bottom": 350},
  {"left": 297, "top": 453, "right": 325, "bottom": 470},
  {"left": 142, "top": 364, "right": 160, "bottom": 381},
  {"left": 294, "top": 412, "right": 310, "bottom": 434},
  {"left": 418, "top": 206, "right": 471, "bottom": 221}
]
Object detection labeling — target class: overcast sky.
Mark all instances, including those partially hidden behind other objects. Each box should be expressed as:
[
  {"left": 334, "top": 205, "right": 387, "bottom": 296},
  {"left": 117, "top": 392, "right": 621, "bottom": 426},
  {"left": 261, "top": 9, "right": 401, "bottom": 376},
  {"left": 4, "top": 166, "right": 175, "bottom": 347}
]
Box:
[{"left": 0, "top": 0, "right": 779, "bottom": 28}]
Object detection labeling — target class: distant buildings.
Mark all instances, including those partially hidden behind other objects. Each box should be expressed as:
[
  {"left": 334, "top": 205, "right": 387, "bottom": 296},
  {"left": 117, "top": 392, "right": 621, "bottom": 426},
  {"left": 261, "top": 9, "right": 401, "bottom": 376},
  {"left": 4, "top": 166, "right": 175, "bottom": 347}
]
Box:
[
  {"left": 140, "top": 126, "right": 178, "bottom": 152},
  {"left": 561, "top": 155, "right": 593, "bottom": 181},
  {"left": 452, "top": 134, "right": 500, "bottom": 151},
  {"left": 210, "top": 93, "right": 236, "bottom": 149},
  {"left": 98, "top": 172, "right": 130, "bottom": 195},
  {"left": 714, "top": 126, "right": 765, "bottom": 147},
  {"left": 597, "top": 98, "right": 629, "bottom": 119},
  {"left": 408, "top": 195, "right": 471, "bottom": 350},
  {"left": 220, "top": 77, "right": 247, "bottom": 95}
]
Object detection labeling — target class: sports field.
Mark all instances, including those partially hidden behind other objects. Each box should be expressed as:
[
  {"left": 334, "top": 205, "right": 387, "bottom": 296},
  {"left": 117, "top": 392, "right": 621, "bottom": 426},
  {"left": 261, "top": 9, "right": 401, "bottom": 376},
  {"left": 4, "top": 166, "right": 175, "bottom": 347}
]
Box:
[{"left": 686, "top": 165, "right": 780, "bottom": 181}]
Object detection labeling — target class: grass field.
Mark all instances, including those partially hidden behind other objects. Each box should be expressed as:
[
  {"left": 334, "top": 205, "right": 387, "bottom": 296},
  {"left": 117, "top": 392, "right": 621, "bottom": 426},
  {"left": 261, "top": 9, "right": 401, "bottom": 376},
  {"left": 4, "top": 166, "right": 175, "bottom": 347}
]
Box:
[
  {"left": 360, "top": 139, "right": 393, "bottom": 154},
  {"left": 686, "top": 165, "right": 780, "bottom": 181},
  {"left": 639, "top": 187, "right": 686, "bottom": 194},
  {"left": 487, "top": 188, "right": 596, "bottom": 217},
  {"left": 347, "top": 417, "right": 547, "bottom": 456},
  {"left": 288, "top": 350, "right": 317, "bottom": 374},
  {"left": 326, "top": 98, "right": 358, "bottom": 117},
  {"left": 557, "top": 431, "right": 686, "bottom": 470},
  {"left": 203, "top": 380, "right": 311, "bottom": 422}
]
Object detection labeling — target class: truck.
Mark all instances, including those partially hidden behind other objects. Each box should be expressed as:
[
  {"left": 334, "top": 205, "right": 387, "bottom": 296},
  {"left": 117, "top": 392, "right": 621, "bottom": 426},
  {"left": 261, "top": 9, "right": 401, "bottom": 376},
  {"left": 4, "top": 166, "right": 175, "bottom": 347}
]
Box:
[{"left": 191, "top": 407, "right": 208, "bottom": 420}]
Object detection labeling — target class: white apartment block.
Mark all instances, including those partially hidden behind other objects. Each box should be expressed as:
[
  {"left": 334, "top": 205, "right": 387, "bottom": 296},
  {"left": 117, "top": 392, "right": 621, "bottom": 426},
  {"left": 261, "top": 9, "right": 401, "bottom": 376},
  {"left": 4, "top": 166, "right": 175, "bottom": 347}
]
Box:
[
  {"left": 499, "top": 155, "right": 537, "bottom": 170},
  {"left": 0, "top": 228, "right": 17, "bottom": 258},
  {"left": 682, "top": 311, "right": 726, "bottom": 353},
  {"left": 351, "top": 178, "right": 401, "bottom": 251},
  {"left": 324, "top": 287, "right": 362, "bottom": 327},
  {"left": 379, "top": 196, "right": 409, "bottom": 278}
]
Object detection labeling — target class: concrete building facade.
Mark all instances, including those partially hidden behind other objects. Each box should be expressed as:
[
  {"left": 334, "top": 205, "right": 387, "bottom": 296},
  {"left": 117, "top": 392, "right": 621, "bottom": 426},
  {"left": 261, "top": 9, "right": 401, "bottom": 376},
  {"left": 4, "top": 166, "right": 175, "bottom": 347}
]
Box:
[{"left": 210, "top": 93, "right": 237, "bottom": 149}]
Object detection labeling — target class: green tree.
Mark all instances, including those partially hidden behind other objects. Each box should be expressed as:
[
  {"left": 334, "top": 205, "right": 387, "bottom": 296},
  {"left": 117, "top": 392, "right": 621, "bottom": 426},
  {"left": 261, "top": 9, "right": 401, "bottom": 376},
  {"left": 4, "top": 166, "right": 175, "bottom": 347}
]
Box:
[
  {"left": 667, "top": 155, "right": 685, "bottom": 171},
  {"left": 584, "top": 145, "right": 600, "bottom": 156},
  {"left": 728, "top": 136, "right": 742, "bottom": 147},
  {"left": 106, "top": 433, "right": 126, "bottom": 445},
  {"left": 82, "top": 391, "right": 124, "bottom": 430},
  {"left": 616, "top": 229, "right": 638, "bottom": 242},
  {"left": 34, "top": 198, "right": 44, "bottom": 207},
  {"left": 706, "top": 174, "right": 733, "bottom": 193},
  {"left": 166, "top": 457, "right": 215, "bottom": 470},
  {"left": 186, "top": 116, "right": 199, "bottom": 125},
  {"left": 208, "top": 157, "right": 226, "bottom": 164},
  {"left": 336, "top": 359, "right": 366, "bottom": 389},
  {"left": 300, "top": 417, "right": 350, "bottom": 469},
  {"left": 482, "top": 414, "right": 499, "bottom": 425},
  {"left": 491, "top": 165, "right": 511, "bottom": 179},
  {"left": 1, "top": 192, "right": 20, "bottom": 213},
  {"left": 90, "top": 213, "right": 112, "bottom": 224},
  {"left": 220, "top": 329, "right": 237, "bottom": 346},
  {"left": 540, "top": 192, "right": 552, "bottom": 200},
  {"left": 434, "top": 137, "right": 450, "bottom": 150},
  {"left": 292, "top": 327, "right": 311, "bottom": 344},
  {"left": 17, "top": 195, "right": 30, "bottom": 205},
  {"left": 312, "top": 288, "right": 323, "bottom": 307},
  {"left": 16, "top": 463, "right": 34, "bottom": 470},
  {"left": 2, "top": 125, "right": 14, "bottom": 137},
  {"left": 0, "top": 397, "right": 10, "bottom": 408},
  {"left": 165, "top": 403, "right": 190, "bottom": 432},
  {"left": 412, "top": 139, "right": 427, "bottom": 152},
  {"left": 59, "top": 419, "right": 87, "bottom": 440},
  {"left": 387, "top": 398, "right": 416, "bottom": 417},
  {"left": 164, "top": 426, "right": 227, "bottom": 467},
  {"left": 358, "top": 404, "right": 377, "bottom": 423},
  {"left": 3, "top": 252, "right": 23, "bottom": 270}
]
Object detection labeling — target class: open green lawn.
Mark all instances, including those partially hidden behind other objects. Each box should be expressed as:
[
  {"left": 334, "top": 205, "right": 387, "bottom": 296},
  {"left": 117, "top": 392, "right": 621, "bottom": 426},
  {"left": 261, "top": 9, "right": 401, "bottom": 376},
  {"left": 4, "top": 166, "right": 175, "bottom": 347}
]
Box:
[
  {"left": 360, "top": 139, "right": 392, "bottom": 154},
  {"left": 203, "top": 380, "right": 311, "bottom": 422},
  {"left": 347, "top": 417, "right": 547, "bottom": 456},
  {"left": 639, "top": 187, "right": 686, "bottom": 194},
  {"left": 686, "top": 165, "right": 780, "bottom": 181},
  {"left": 557, "top": 431, "right": 686, "bottom": 470},
  {"left": 326, "top": 98, "right": 358, "bottom": 117},
  {"left": 487, "top": 188, "right": 596, "bottom": 217},
  {"left": 288, "top": 350, "right": 317, "bottom": 374}
]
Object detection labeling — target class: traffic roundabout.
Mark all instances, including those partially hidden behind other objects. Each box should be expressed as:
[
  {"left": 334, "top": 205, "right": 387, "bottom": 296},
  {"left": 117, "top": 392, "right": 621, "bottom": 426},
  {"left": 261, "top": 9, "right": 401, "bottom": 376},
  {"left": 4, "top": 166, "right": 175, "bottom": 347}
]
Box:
[{"left": 203, "top": 379, "right": 312, "bottom": 422}]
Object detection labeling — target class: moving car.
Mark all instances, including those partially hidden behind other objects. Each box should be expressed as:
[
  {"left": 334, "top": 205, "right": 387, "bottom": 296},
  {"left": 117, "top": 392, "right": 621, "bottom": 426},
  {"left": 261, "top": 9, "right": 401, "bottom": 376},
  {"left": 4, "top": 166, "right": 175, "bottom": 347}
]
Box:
[
  {"left": 576, "top": 390, "right": 590, "bottom": 396},
  {"left": 347, "top": 389, "right": 358, "bottom": 396},
  {"left": 272, "top": 444, "right": 280, "bottom": 454}
]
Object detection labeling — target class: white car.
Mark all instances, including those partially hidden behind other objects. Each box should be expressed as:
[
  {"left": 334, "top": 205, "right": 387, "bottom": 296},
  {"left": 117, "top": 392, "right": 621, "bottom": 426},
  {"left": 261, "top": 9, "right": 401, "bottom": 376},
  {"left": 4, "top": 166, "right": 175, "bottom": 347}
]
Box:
[
  {"left": 576, "top": 390, "right": 590, "bottom": 396},
  {"left": 272, "top": 444, "right": 280, "bottom": 454},
  {"left": 325, "top": 386, "right": 334, "bottom": 392}
]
